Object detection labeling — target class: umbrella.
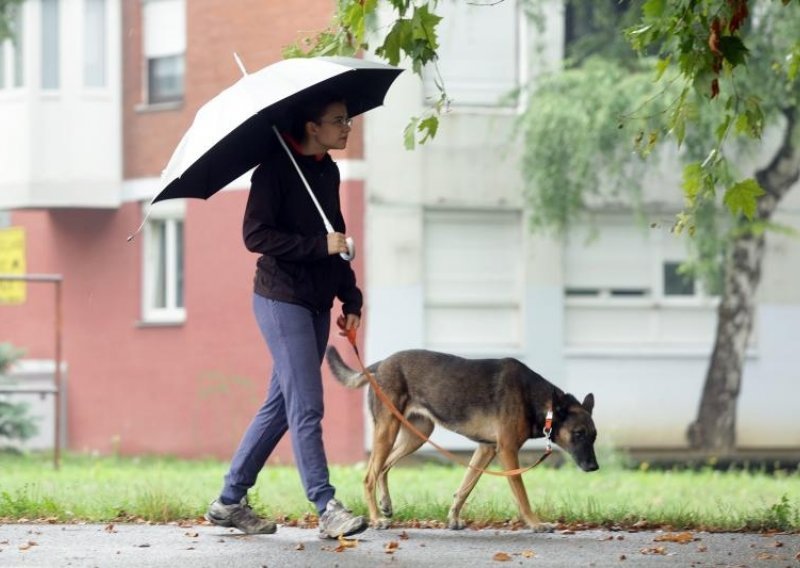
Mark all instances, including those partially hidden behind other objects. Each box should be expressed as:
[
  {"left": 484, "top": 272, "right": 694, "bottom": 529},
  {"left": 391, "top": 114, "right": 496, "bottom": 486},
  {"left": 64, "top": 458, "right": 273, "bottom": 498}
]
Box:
[{"left": 152, "top": 55, "right": 404, "bottom": 205}]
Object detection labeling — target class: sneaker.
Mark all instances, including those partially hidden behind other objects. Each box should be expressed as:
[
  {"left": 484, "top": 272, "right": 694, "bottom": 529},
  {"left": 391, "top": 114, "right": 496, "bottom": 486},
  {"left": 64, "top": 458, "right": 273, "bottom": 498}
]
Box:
[
  {"left": 204, "top": 497, "right": 277, "bottom": 535},
  {"left": 318, "top": 498, "right": 368, "bottom": 539}
]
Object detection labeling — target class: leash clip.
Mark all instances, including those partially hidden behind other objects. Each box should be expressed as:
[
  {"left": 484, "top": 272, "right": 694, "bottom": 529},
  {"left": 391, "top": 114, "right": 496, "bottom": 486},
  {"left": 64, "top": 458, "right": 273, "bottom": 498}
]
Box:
[{"left": 543, "top": 409, "right": 553, "bottom": 452}]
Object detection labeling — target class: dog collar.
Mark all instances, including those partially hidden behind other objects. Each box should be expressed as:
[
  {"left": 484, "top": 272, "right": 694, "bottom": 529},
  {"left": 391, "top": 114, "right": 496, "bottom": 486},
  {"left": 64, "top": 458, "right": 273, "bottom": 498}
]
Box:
[{"left": 543, "top": 408, "right": 553, "bottom": 452}]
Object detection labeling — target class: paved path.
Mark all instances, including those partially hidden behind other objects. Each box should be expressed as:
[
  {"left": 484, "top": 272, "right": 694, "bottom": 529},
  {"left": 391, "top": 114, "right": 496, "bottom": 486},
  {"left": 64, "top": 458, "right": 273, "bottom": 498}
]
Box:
[{"left": 0, "top": 523, "right": 797, "bottom": 567}]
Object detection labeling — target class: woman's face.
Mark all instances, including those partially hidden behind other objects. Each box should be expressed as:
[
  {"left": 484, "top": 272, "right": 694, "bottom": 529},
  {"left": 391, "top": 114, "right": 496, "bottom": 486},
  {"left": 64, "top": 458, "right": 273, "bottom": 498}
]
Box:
[{"left": 309, "top": 102, "right": 351, "bottom": 151}]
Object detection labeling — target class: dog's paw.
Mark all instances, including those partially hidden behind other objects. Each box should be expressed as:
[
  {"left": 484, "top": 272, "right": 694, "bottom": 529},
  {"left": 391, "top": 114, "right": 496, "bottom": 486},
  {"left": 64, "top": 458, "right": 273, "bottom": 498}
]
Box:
[
  {"left": 379, "top": 498, "right": 393, "bottom": 518},
  {"left": 447, "top": 518, "right": 467, "bottom": 531},
  {"left": 371, "top": 517, "right": 392, "bottom": 530},
  {"left": 529, "top": 522, "right": 556, "bottom": 533}
]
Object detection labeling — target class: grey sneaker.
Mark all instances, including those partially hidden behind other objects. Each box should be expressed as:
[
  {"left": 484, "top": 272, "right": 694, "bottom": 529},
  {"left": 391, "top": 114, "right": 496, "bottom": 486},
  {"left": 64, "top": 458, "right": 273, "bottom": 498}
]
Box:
[
  {"left": 204, "top": 497, "right": 277, "bottom": 535},
  {"left": 318, "top": 498, "right": 368, "bottom": 539}
]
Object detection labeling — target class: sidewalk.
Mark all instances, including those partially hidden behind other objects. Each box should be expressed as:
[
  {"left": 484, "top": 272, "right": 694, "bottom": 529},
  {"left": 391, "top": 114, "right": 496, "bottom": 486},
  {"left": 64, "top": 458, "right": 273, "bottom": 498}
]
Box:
[{"left": 1, "top": 522, "right": 797, "bottom": 567}]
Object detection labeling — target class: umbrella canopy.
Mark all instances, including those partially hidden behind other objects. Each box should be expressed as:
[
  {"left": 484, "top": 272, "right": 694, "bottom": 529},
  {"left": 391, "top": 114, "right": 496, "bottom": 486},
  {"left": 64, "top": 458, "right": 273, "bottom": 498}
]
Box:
[{"left": 152, "top": 56, "right": 404, "bottom": 204}]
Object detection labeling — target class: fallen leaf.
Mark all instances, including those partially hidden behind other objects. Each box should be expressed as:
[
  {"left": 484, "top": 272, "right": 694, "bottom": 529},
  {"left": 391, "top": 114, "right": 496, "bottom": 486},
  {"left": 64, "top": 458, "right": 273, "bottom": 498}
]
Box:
[
  {"left": 334, "top": 535, "right": 358, "bottom": 552},
  {"left": 19, "top": 541, "right": 38, "bottom": 551},
  {"left": 767, "top": 540, "right": 783, "bottom": 548},
  {"left": 493, "top": 552, "right": 512, "bottom": 561},
  {"left": 104, "top": 523, "right": 117, "bottom": 533},
  {"left": 640, "top": 546, "right": 666, "bottom": 555},
  {"left": 616, "top": 535, "right": 625, "bottom": 540},
  {"left": 398, "top": 530, "right": 409, "bottom": 540},
  {"left": 619, "top": 554, "right": 626, "bottom": 560},
  {"left": 654, "top": 532, "right": 694, "bottom": 544},
  {"left": 385, "top": 541, "right": 399, "bottom": 554},
  {"left": 295, "top": 543, "right": 304, "bottom": 551},
  {"left": 184, "top": 531, "right": 199, "bottom": 538},
  {"left": 756, "top": 551, "right": 779, "bottom": 560},
  {"left": 697, "top": 545, "right": 708, "bottom": 552},
  {"left": 521, "top": 549, "right": 535, "bottom": 558}
]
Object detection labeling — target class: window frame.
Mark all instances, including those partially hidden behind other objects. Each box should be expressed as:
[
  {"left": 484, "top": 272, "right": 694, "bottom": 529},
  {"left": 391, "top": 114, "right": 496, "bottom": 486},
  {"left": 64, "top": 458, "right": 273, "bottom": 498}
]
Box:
[
  {"left": 141, "top": 0, "right": 185, "bottom": 108},
  {"left": 40, "top": 0, "right": 59, "bottom": 91},
  {"left": 82, "top": 0, "right": 108, "bottom": 89},
  {"left": 141, "top": 200, "right": 186, "bottom": 325}
]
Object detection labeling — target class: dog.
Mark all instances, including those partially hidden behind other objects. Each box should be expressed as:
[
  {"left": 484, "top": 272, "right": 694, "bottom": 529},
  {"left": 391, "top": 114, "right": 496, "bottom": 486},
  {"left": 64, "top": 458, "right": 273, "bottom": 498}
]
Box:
[{"left": 326, "top": 346, "right": 599, "bottom": 532}]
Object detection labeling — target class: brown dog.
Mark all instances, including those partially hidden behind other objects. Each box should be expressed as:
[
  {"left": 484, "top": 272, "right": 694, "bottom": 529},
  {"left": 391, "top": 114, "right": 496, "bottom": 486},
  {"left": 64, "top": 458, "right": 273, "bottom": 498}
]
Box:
[{"left": 326, "top": 347, "right": 599, "bottom": 532}]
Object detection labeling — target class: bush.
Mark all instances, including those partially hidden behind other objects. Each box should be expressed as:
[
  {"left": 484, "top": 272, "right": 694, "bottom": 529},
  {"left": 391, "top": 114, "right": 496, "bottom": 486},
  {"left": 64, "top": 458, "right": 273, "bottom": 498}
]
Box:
[{"left": 0, "top": 342, "right": 38, "bottom": 445}]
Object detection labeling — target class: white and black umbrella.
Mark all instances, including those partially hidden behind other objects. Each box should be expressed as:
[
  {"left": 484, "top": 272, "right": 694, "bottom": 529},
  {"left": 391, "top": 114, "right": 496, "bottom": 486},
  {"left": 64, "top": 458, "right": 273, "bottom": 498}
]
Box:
[{"left": 154, "top": 56, "right": 403, "bottom": 204}]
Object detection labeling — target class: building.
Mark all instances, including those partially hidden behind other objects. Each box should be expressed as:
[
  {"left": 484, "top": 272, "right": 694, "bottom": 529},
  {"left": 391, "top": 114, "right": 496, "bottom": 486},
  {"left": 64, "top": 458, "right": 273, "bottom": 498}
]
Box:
[{"left": 1, "top": 0, "right": 798, "bottom": 462}]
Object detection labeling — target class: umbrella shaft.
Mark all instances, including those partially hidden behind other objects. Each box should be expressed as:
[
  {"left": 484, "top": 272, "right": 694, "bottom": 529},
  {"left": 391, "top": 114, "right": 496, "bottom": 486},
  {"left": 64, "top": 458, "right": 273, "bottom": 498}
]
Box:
[{"left": 272, "top": 126, "right": 335, "bottom": 234}]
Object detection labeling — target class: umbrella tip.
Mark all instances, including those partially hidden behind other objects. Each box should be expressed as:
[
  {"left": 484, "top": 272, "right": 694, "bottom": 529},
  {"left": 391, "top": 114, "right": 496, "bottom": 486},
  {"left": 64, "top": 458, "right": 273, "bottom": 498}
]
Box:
[{"left": 234, "top": 52, "right": 248, "bottom": 76}]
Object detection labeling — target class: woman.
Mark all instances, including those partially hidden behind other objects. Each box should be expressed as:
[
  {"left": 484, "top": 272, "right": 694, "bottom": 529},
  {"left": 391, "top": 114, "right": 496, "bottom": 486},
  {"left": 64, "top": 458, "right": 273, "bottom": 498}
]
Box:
[{"left": 205, "top": 93, "right": 367, "bottom": 539}]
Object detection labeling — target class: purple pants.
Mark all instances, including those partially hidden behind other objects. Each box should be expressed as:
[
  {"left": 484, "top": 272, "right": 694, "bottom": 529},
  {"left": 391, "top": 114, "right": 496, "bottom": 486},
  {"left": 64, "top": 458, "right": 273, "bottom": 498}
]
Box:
[{"left": 220, "top": 295, "right": 335, "bottom": 514}]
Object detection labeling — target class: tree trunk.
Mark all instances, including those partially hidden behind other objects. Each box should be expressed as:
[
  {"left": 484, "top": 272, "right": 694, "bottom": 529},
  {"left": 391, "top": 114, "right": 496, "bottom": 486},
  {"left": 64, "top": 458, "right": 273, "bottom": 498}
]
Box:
[{"left": 687, "top": 108, "right": 799, "bottom": 453}]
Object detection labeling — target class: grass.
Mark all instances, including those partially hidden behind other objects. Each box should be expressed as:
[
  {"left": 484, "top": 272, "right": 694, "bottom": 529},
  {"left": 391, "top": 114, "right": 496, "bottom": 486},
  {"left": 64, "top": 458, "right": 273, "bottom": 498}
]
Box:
[{"left": 0, "top": 450, "right": 798, "bottom": 532}]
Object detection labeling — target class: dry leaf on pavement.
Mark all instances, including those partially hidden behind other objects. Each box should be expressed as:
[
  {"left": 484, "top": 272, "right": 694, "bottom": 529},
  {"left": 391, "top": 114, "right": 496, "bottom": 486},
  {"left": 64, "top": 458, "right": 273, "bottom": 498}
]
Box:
[
  {"left": 640, "top": 546, "right": 667, "bottom": 555},
  {"left": 492, "top": 552, "right": 512, "bottom": 561},
  {"left": 654, "top": 532, "right": 695, "bottom": 544},
  {"left": 385, "top": 541, "right": 400, "bottom": 554}
]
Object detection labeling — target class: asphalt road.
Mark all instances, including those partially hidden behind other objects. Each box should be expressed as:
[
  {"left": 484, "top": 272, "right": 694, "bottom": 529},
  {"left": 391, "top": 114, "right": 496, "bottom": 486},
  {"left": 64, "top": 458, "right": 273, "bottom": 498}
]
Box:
[{"left": 0, "top": 522, "right": 797, "bottom": 568}]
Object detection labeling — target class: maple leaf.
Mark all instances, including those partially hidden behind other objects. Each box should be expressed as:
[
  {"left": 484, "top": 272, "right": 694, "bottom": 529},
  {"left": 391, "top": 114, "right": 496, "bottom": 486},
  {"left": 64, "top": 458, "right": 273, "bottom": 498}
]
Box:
[{"left": 723, "top": 178, "right": 765, "bottom": 220}]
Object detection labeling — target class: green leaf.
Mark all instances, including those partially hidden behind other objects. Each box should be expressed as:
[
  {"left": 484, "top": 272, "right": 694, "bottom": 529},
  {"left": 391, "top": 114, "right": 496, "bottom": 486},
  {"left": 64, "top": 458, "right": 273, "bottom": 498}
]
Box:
[
  {"left": 376, "top": 19, "right": 411, "bottom": 66},
  {"left": 723, "top": 178, "right": 765, "bottom": 220},
  {"left": 642, "top": 0, "right": 666, "bottom": 19},
  {"left": 718, "top": 36, "right": 749, "bottom": 67},
  {"left": 682, "top": 162, "right": 704, "bottom": 204},
  {"left": 417, "top": 116, "right": 439, "bottom": 144},
  {"left": 403, "top": 117, "right": 419, "bottom": 150}
]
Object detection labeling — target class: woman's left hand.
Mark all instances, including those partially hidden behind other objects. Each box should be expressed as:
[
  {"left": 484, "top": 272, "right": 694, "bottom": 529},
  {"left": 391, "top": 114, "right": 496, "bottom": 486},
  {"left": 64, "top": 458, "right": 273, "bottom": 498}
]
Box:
[{"left": 340, "top": 313, "right": 360, "bottom": 331}]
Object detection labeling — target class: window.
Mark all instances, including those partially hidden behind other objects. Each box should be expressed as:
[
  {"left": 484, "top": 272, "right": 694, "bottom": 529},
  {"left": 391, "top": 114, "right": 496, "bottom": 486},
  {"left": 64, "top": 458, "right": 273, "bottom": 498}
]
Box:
[
  {"left": 663, "top": 261, "right": 695, "bottom": 296},
  {"left": 143, "top": 0, "right": 185, "bottom": 104},
  {"left": 142, "top": 201, "right": 185, "bottom": 323},
  {"left": 83, "top": 0, "right": 106, "bottom": 87},
  {"left": 424, "top": 210, "right": 523, "bottom": 353},
  {"left": 563, "top": 217, "right": 719, "bottom": 348},
  {"left": 41, "top": 0, "right": 59, "bottom": 89},
  {"left": 422, "top": 0, "right": 520, "bottom": 108}
]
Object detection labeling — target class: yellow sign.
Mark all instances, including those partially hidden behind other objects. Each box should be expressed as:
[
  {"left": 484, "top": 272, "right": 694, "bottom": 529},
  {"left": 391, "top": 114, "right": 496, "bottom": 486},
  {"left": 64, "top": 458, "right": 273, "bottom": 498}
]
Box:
[{"left": 0, "top": 227, "right": 26, "bottom": 304}]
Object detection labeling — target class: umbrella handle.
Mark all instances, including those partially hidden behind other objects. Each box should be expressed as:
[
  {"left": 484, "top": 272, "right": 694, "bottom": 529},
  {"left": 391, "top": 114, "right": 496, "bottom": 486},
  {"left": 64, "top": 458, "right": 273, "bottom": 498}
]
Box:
[{"left": 341, "top": 236, "right": 355, "bottom": 262}]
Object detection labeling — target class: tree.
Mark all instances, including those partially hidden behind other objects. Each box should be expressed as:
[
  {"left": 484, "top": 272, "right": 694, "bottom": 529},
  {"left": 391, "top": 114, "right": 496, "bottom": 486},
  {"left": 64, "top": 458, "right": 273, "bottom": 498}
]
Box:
[
  {"left": 292, "top": 0, "right": 799, "bottom": 454},
  {"left": 521, "top": 0, "right": 799, "bottom": 453}
]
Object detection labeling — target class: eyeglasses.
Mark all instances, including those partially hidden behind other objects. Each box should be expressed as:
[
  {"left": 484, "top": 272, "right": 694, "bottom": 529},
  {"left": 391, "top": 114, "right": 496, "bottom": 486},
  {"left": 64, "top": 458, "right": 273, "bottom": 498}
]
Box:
[{"left": 318, "top": 116, "right": 353, "bottom": 128}]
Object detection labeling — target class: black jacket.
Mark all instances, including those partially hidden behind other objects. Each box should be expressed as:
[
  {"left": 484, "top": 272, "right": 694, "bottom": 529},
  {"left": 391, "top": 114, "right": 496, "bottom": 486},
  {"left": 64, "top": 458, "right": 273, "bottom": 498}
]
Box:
[{"left": 243, "top": 144, "right": 362, "bottom": 316}]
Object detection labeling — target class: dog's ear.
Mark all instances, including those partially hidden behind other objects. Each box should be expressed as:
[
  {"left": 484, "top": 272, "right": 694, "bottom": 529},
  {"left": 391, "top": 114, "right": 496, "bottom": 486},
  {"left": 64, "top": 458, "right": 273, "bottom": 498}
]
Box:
[{"left": 582, "top": 393, "right": 595, "bottom": 415}]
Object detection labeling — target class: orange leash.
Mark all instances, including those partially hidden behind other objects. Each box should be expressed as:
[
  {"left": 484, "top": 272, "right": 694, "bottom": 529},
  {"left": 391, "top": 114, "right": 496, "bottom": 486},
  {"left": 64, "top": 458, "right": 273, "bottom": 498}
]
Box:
[{"left": 336, "top": 317, "right": 552, "bottom": 477}]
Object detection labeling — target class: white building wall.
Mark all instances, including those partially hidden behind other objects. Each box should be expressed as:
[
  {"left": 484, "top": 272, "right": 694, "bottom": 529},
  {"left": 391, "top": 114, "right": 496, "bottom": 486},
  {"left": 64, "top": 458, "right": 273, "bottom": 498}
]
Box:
[
  {"left": 0, "top": 0, "right": 122, "bottom": 209},
  {"left": 363, "top": 0, "right": 800, "bottom": 452}
]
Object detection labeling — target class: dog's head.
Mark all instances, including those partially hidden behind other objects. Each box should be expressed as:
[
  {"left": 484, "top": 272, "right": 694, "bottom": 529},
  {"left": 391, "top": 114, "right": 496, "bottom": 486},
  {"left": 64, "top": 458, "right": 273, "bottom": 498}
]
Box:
[{"left": 551, "top": 392, "right": 599, "bottom": 472}]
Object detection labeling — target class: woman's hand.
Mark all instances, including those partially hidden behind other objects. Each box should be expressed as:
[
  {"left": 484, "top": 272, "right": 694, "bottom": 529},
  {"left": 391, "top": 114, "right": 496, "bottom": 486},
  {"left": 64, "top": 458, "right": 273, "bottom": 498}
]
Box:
[
  {"left": 341, "top": 313, "right": 360, "bottom": 331},
  {"left": 327, "top": 232, "right": 349, "bottom": 255}
]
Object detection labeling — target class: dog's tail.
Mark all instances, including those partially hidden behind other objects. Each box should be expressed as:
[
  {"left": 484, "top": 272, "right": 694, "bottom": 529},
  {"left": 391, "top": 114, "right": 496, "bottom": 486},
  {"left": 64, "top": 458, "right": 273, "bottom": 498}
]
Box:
[{"left": 325, "top": 346, "right": 370, "bottom": 389}]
